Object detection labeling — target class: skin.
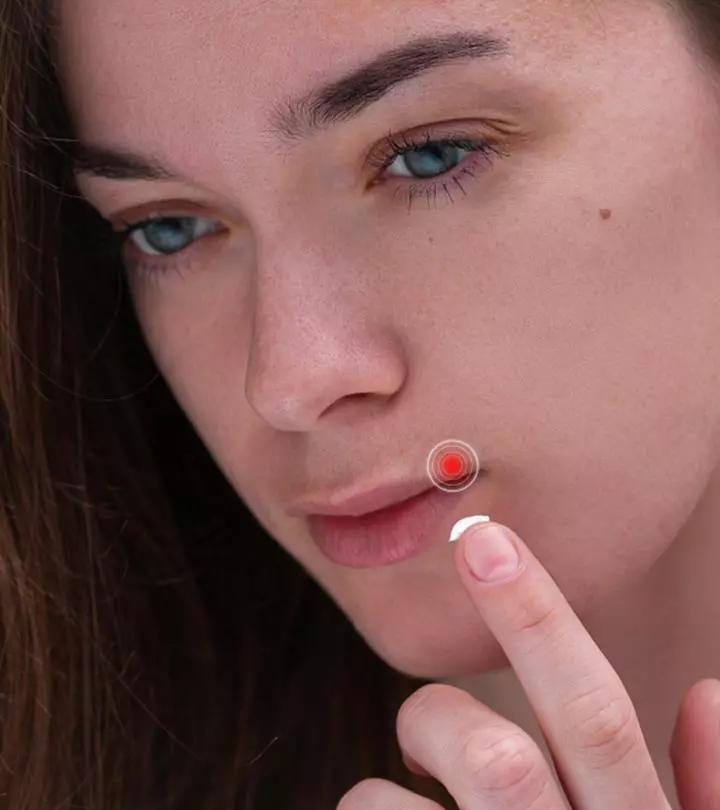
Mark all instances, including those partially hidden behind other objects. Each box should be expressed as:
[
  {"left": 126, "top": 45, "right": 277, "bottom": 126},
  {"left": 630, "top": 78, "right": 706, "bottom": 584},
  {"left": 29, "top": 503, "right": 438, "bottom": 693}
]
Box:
[{"left": 54, "top": 0, "right": 720, "bottom": 806}]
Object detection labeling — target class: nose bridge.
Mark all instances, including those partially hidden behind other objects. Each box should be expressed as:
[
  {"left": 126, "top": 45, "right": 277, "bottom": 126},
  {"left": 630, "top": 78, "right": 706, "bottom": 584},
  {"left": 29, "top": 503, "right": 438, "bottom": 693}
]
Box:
[
  {"left": 242, "top": 213, "right": 406, "bottom": 431},
  {"left": 252, "top": 203, "right": 354, "bottom": 328},
  {"left": 245, "top": 211, "right": 356, "bottom": 398}
]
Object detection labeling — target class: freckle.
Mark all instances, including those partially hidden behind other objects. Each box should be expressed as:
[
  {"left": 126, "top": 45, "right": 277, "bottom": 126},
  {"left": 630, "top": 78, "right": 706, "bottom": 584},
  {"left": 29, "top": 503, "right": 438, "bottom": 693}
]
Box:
[{"left": 600, "top": 208, "right": 612, "bottom": 220}]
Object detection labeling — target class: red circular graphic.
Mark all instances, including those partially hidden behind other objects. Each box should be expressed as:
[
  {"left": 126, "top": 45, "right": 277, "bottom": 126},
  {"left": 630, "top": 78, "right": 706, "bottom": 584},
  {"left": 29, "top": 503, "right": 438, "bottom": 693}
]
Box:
[
  {"left": 439, "top": 452, "right": 465, "bottom": 480},
  {"left": 427, "top": 440, "right": 480, "bottom": 493}
]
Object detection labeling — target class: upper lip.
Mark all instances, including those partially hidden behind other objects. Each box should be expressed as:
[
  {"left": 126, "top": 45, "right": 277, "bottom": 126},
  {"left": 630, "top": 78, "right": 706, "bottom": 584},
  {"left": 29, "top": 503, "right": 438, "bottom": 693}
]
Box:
[{"left": 288, "top": 477, "right": 435, "bottom": 518}]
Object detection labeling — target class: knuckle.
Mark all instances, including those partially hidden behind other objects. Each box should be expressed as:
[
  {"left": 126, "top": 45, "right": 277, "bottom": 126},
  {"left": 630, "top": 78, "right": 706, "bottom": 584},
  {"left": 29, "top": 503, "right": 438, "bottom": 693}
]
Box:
[
  {"left": 518, "top": 603, "right": 559, "bottom": 635},
  {"left": 511, "top": 592, "right": 561, "bottom": 638},
  {"left": 336, "top": 778, "right": 389, "bottom": 809},
  {"left": 457, "top": 727, "right": 546, "bottom": 798},
  {"left": 564, "top": 687, "right": 641, "bottom": 767}
]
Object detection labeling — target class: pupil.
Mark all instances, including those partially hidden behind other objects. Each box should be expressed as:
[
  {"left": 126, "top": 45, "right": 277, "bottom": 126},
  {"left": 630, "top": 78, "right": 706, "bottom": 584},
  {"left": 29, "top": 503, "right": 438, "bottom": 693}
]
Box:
[
  {"left": 145, "top": 218, "right": 193, "bottom": 254},
  {"left": 404, "top": 143, "right": 461, "bottom": 179}
]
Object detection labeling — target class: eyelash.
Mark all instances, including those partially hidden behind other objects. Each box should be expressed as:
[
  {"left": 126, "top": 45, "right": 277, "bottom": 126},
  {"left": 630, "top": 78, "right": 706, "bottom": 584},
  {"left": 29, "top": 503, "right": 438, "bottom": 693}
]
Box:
[{"left": 102, "top": 129, "right": 509, "bottom": 278}]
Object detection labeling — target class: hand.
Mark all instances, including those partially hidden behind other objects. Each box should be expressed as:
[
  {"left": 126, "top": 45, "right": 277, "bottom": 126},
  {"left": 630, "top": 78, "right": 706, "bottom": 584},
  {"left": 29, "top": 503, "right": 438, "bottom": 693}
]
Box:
[{"left": 337, "top": 521, "right": 720, "bottom": 809}]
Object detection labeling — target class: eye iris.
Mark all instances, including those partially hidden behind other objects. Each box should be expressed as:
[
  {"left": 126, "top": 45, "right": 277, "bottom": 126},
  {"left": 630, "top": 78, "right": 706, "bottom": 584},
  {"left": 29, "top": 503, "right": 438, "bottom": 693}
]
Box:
[
  {"left": 403, "top": 143, "right": 463, "bottom": 179},
  {"left": 143, "top": 218, "right": 194, "bottom": 254}
]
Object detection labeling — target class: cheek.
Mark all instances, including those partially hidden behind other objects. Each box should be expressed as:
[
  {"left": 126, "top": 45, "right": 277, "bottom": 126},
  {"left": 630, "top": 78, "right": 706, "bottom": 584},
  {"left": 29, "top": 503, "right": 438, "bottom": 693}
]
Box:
[{"left": 130, "top": 282, "right": 253, "bottom": 435}]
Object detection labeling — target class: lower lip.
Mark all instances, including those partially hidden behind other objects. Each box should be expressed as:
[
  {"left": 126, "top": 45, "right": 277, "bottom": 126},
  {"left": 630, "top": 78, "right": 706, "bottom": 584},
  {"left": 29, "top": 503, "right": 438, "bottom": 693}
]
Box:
[{"left": 307, "top": 484, "right": 474, "bottom": 568}]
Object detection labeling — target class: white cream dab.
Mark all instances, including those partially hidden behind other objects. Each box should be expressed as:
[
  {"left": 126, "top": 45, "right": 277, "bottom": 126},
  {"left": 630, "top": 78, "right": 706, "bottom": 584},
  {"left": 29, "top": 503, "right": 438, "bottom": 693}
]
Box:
[{"left": 449, "top": 514, "right": 490, "bottom": 543}]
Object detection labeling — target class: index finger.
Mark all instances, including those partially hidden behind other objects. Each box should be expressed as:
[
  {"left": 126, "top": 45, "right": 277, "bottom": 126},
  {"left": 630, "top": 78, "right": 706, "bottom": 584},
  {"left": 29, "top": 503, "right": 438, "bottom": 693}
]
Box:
[{"left": 452, "top": 521, "right": 670, "bottom": 810}]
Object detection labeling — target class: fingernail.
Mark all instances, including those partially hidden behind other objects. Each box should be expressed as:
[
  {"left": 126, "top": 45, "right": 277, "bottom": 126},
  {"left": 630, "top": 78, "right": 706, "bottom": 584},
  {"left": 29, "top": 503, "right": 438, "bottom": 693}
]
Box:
[{"left": 463, "top": 524, "right": 521, "bottom": 583}]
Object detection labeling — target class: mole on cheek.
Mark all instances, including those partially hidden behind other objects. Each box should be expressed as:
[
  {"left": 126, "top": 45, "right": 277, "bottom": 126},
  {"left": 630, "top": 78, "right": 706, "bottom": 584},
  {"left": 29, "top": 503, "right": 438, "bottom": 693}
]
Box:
[{"left": 600, "top": 208, "right": 612, "bottom": 220}]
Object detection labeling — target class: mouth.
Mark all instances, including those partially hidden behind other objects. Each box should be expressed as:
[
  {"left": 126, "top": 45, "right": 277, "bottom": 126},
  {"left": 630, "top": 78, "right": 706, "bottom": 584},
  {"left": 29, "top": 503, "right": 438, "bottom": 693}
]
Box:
[{"left": 302, "top": 475, "right": 484, "bottom": 568}]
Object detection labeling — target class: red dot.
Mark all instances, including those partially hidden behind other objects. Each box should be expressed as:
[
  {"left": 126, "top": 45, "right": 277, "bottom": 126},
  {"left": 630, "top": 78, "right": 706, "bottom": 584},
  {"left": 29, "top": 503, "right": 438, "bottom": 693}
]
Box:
[{"left": 439, "top": 452, "right": 465, "bottom": 480}]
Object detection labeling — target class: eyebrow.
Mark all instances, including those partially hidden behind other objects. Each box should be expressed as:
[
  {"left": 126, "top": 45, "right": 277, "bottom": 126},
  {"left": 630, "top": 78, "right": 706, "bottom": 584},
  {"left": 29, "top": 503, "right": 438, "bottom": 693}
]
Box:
[{"left": 72, "top": 29, "right": 511, "bottom": 182}]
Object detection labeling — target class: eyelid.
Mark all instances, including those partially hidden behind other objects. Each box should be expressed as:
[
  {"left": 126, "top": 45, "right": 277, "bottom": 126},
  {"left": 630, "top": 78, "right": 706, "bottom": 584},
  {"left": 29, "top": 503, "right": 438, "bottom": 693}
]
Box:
[
  {"left": 108, "top": 199, "right": 223, "bottom": 230},
  {"left": 114, "top": 211, "right": 219, "bottom": 232}
]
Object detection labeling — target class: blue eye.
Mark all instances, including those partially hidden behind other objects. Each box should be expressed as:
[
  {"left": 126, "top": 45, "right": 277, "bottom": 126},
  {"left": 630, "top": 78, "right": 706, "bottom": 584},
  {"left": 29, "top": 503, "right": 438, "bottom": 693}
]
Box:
[
  {"left": 369, "top": 129, "right": 509, "bottom": 210},
  {"left": 386, "top": 141, "right": 475, "bottom": 179},
  {"left": 102, "top": 214, "right": 224, "bottom": 279},
  {"left": 120, "top": 215, "right": 221, "bottom": 257},
  {"left": 372, "top": 130, "right": 508, "bottom": 182}
]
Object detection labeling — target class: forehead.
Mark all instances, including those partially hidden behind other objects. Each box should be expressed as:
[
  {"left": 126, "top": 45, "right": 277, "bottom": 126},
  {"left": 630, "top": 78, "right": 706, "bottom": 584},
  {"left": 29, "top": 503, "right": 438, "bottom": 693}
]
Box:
[{"left": 54, "top": 0, "right": 609, "bottom": 137}]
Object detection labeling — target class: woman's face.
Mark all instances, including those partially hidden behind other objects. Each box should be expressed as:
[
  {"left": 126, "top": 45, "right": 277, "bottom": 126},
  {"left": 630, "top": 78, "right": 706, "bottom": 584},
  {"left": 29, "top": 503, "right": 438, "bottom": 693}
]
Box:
[{"left": 57, "top": 0, "right": 720, "bottom": 679}]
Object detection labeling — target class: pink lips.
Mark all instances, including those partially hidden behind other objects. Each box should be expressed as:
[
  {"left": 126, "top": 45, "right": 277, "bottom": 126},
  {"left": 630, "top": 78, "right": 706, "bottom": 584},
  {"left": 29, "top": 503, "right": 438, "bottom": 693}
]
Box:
[
  {"left": 289, "top": 478, "right": 434, "bottom": 518},
  {"left": 306, "top": 485, "right": 471, "bottom": 568}
]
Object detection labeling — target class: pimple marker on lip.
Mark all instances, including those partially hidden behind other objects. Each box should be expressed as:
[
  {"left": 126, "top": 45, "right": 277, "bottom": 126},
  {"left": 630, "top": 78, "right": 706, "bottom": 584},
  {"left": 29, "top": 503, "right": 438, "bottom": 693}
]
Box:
[{"left": 449, "top": 515, "right": 490, "bottom": 543}]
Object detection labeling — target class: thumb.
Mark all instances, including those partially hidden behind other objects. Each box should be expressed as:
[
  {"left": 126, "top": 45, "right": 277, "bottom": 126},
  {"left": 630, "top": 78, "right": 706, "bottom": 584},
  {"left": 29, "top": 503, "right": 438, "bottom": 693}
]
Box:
[{"left": 670, "top": 678, "right": 720, "bottom": 809}]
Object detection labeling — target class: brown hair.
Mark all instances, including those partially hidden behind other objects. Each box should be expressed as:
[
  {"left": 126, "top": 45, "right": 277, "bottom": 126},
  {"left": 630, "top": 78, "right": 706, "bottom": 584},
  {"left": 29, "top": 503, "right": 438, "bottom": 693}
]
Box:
[{"left": 0, "top": 1, "right": 719, "bottom": 808}]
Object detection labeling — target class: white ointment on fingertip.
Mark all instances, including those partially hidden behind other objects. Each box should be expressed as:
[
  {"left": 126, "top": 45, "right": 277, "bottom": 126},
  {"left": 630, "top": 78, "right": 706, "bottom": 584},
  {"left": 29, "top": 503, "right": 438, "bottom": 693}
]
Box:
[{"left": 449, "top": 515, "right": 490, "bottom": 543}]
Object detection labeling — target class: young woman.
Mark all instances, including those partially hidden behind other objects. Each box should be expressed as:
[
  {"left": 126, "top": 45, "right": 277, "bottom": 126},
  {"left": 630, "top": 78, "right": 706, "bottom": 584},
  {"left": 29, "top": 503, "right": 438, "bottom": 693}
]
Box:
[{"left": 2, "top": 0, "right": 720, "bottom": 807}]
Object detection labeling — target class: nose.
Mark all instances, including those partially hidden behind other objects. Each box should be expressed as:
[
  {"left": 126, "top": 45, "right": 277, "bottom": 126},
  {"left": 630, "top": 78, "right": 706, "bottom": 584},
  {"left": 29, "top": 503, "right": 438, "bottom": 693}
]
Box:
[{"left": 243, "top": 229, "right": 408, "bottom": 432}]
